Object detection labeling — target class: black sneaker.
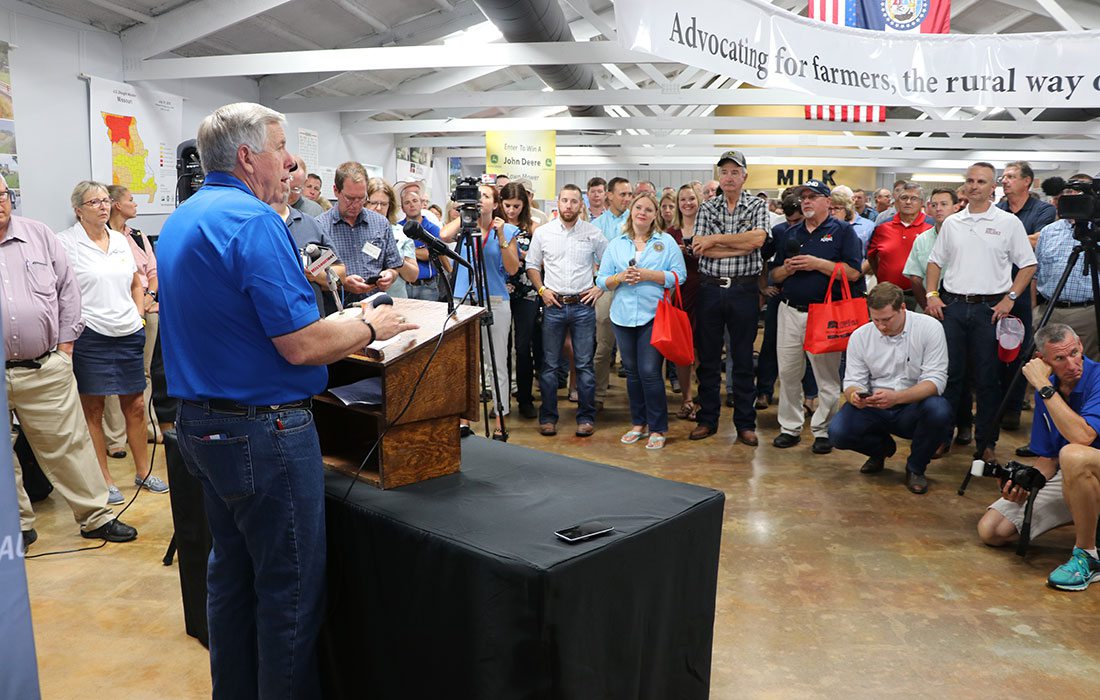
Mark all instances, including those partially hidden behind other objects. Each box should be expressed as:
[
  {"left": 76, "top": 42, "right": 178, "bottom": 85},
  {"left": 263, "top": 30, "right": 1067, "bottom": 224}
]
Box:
[
  {"left": 954, "top": 426, "right": 973, "bottom": 445},
  {"left": 772, "top": 433, "right": 800, "bottom": 448},
  {"left": 518, "top": 403, "right": 537, "bottom": 419},
  {"left": 22, "top": 528, "right": 37, "bottom": 552},
  {"left": 81, "top": 519, "right": 137, "bottom": 543},
  {"left": 1016, "top": 445, "right": 1037, "bottom": 458},
  {"left": 811, "top": 437, "right": 833, "bottom": 454}
]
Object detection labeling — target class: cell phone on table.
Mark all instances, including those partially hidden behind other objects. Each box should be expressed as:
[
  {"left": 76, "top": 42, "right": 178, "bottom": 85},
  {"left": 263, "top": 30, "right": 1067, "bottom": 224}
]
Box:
[
  {"left": 364, "top": 274, "right": 381, "bottom": 285},
  {"left": 857, "top": 391, "right": 873, "bottom": 399},
  {"left": 554, "top": 520, "right": 614, "bottom": 543}
]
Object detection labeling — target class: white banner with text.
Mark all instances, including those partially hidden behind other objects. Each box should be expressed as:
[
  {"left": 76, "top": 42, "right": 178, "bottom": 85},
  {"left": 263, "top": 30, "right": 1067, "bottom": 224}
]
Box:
[{"left": 615, "top": 0, "right": 1100, "bottom": 109}]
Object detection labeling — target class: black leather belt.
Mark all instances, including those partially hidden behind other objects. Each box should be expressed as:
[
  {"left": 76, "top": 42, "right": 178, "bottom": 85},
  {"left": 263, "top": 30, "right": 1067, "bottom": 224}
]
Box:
[
  {"left": 5, "top": 351, "right": 50, "bottom": 369},
  {"left": 183, "top": 398, "right": 312, "bottom": 415},
  {"left": 942, "top": 290, "right": 1004, "bottom": 304},
  {"left": 1037, "top": 294, "right": 1093, "bottom": 309},
  {"left": 699, "top": 274, "right": 757, "bottom": 288},
  {"left": 409, "top": 277, "right": 436, "bottom": 286},
  {"left": 553, "top": 293, "right": 583, "bottom": 304}
]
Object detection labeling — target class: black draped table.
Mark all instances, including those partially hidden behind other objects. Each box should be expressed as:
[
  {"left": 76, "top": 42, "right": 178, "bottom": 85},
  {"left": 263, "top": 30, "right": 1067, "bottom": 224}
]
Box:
[{"left": 319, "top": 438, "right": 725, "bottom": 700}]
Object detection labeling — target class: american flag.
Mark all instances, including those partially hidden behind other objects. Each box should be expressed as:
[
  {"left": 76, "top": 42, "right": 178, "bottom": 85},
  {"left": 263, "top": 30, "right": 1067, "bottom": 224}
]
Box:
[{"left": 805, "top": 1, "right": 951, "bottom": 122}]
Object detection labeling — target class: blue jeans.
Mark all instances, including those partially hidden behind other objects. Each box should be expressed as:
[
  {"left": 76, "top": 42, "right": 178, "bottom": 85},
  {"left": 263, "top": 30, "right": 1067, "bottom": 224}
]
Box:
[
  {"left": 695, "top": 283, "right": 759, "bottom": 431},
  {"left": 540, "top": 303, "right": 596, "bottom": 424},
  {"left": 406, "top": 277, "right": 442, "bottom": 301},
  {"left": 942, "top": 298, "right": 1002, "bottom": 448},
  {"left": 828, "top": 396, "right": 953, "bottom": 474},
  {"left": 176, "top": 403, "right": 326, "bottom": 700},
  {"left": 613, "top": 321, "right": 669, "bottom": 434}
]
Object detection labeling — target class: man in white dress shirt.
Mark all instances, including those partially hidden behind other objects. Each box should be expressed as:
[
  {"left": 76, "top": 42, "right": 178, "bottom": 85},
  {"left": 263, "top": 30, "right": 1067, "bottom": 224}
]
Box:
[
  {"left": 526, "top": 184, "right": 607, "bottom": 437},
  {"left": 828, "top": 283, "right": 953, "bottom": 494}
]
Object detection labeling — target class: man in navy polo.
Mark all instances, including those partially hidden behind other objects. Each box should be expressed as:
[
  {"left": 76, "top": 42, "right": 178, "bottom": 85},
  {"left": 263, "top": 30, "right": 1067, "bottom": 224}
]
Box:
[
  {"left": 770, "top": 179, "right": 863, "bottom": 453},
  {"left": 158, "top": 102, "right": 414, "bottom": 698}
]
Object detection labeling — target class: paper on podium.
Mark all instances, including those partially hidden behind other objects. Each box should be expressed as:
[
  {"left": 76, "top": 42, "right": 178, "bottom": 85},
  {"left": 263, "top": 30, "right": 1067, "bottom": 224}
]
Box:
[{"left": 326, "top": 305, "right": 414, "bottom": 360}]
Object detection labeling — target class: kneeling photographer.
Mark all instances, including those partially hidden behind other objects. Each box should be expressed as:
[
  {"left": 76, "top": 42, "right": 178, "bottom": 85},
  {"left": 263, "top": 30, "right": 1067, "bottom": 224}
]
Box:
[{"left": 977, "top": 323, "right": 1100, "bottom": 590}]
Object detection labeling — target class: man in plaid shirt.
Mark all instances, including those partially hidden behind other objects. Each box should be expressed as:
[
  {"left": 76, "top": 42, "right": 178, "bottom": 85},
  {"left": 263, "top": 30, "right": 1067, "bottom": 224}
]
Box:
[{"left": 690, "top": 150, "right": 770, "bottom": 445}]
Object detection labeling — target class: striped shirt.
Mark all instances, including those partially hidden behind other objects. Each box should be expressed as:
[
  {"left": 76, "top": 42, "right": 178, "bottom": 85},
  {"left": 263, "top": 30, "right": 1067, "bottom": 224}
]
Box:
[{"left": 692, "top": 191, "right": 770, "bottom": 277}]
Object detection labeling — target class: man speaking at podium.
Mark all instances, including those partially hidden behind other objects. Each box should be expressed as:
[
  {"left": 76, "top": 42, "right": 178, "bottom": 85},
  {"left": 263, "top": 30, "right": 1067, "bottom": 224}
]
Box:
[{"left": 157, "top": 103, "right": 415, "bottom": 699}]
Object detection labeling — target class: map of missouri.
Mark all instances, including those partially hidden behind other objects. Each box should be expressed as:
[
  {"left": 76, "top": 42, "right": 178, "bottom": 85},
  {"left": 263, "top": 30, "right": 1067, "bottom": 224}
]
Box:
[{"left": 101, "top": 112, "right": 156, "bottom": 202}]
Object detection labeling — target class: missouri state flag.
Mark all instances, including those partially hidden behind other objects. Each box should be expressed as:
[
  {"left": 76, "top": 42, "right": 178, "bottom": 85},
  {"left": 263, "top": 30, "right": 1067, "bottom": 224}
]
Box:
[{"left": 805, "top": 1, "right": 951, "bottom": 121}]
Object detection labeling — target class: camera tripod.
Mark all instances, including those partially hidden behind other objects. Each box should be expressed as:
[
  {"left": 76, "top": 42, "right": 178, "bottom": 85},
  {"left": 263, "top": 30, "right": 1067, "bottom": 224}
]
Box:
[
  {"left": 958, "top": 222, "right": 1100, "bottom": 555},
  {"left": 449, "top": 220, "right": 510, "bottom": 441}
]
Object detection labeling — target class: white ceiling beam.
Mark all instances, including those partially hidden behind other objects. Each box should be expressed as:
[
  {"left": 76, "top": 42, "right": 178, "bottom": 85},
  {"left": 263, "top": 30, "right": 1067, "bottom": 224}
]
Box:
[
  {"left": 433, "top": 0, "right": 454, "bottom": 9},
  {"left": 121, "top": 0, "right": 293, "bottom": 61},
  {"left": 995, "top": 0, "right": 1100, "bottom": 29},
  {"left": 558, "top": 0, "right": 616, "bottom": 39},
  {"left": 259, "top": 1, "right": 486, "bottom": 100},
  {"left": 399, "top": 133, "right": 1100, "bottom": 149},
  {"left": 87, "top": 0, "right": 155, "bottom": 24},
  {"left": 1035, "top": 0, "right": 1084, "bottom": 30},
  {"left": 458, "top": 154, "right": 1067, "bottom": 170},
  {"left": 346, "top": 114, "right": 1100, "bottom": 135},
  {"left": 440, "top": 146, "right": 1092, "bottom": 162},
  {"left": 949, "top": 0, "right": 981, "bottom": 18},
  {"left": 250, "top": 16, "right": 325, "bottom": 50},
  {"left": 330, "top": 0, "right": 388, "bottom": 33},
  {"left": 273, "top": 86, "right": 825, "bottom": 114},
  {"left": 125, "top": 41, "right": 658, "bottom": 81}
]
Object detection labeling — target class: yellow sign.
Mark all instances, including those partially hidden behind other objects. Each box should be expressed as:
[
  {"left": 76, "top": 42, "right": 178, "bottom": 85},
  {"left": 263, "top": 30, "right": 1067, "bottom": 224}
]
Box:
[
  {"left": 744, "top": 166, "right": 878, "bottom": 195},
  {"left": 486, "top": 130, "right": 556, "bottom": 201}
]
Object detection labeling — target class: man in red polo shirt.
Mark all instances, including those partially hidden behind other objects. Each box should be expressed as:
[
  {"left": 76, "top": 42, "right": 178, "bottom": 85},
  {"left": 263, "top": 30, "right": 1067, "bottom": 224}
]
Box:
[{"left": 867, "top": 182, "right": 932, "bottom": 305}]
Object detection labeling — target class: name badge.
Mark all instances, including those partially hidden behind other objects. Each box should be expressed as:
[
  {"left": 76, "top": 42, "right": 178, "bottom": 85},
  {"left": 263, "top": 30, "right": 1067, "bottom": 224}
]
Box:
[{"left": 361, "top": 240, "right": 382, "bottom": 259}]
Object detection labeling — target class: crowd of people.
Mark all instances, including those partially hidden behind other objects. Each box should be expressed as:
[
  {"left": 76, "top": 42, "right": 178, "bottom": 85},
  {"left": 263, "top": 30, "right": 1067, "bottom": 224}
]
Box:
[{"left": 6, "top": 100, "right": 1100, "bottom": 697}]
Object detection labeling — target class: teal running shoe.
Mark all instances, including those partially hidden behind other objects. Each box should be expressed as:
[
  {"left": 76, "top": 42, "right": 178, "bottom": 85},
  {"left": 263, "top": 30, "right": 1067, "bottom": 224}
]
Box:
[{"left": 1048, "top": 547, "right": 1100, "bottom": 591}]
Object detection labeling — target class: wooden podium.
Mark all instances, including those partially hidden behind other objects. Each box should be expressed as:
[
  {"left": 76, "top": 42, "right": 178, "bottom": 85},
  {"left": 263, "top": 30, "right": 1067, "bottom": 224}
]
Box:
[{"left": 313, "top": 298, "right": 483, "bottom": 489}]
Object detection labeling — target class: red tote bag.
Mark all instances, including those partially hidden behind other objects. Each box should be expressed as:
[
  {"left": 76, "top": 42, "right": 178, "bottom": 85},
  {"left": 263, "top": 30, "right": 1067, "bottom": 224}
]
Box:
[
  {"left": 650, "top": 272, "right": 695, "bottom": 366},
  {"left": 803, "top": 263, "right": 869, "bottom": 354}
]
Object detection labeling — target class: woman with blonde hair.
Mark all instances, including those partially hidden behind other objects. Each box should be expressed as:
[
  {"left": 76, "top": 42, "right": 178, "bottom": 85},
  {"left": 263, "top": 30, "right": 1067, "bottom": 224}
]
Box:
[
  {"left": 57, "top": 181, "right": 166, "bottom": 504},
  {"left": 596, "top": 193, "right": 686, "bottom": 450},
  {"left": 664, "top": 183, "right": 704, "bottom": 419}
]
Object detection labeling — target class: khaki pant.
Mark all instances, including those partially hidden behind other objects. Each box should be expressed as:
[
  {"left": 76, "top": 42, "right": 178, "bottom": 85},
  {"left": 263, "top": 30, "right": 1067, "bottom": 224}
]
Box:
[
  {"left": 594, "top": 291, "right": 615, "bottom": 402},
  {"left": 103, "top": 311, "right": 160, "bottom": 444},
  {"left": 776, "top": 302, "right": 842, "bottom": 439},
  {"left": 1033, "top": 303, "right": 1099, "bottom": 361},
  {"left": 8, "top": 351, "right": 113, "bottom": 532}
]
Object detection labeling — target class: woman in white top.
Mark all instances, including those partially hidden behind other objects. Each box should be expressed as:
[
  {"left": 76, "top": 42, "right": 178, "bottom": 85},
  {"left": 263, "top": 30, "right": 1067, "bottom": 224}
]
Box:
[{"left": 57, "top": 181, "right": 167, "bottom": 504}]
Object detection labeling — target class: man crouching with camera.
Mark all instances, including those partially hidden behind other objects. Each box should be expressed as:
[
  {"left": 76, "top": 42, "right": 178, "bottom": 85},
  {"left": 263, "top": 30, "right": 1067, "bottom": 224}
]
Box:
[{"left": 977, "top": 323, "right": 1100, "bottom": 591}]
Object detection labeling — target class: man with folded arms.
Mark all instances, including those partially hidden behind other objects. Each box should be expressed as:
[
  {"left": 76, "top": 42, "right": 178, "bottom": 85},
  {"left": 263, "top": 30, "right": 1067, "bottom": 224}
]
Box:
[
  {"left": 0, "top": 176, "right": 136, "bottom": 550},
  {"left": 526, "top": 185, "right": 607, "bottom": 437},
  {"left": 829, "top": 283, "right": 952, "bottom": 494},
  {"left": 925, "top": 162, "right": 1036, "bottom": 463},
  {"left": 690, "top": 150, "right": 770, "bottom": 445}
]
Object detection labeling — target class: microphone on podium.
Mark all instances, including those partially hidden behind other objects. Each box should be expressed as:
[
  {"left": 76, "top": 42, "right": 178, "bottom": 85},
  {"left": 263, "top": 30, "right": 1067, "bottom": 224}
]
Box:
[{"left": 403, "top": 220, "right": 472, "bottom": 270}]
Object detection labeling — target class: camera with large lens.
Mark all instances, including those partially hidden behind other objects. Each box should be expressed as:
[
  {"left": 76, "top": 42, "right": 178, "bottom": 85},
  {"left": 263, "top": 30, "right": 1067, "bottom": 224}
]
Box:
[
  {"left": 451, "top": 176, "right": 482, "bottom": 233},
  {"left": 969, "top": 459, "right": 1048, "bottom": 492},
  {"left": 1048, "top": 177, "right": 1100, "bottom": 246}
]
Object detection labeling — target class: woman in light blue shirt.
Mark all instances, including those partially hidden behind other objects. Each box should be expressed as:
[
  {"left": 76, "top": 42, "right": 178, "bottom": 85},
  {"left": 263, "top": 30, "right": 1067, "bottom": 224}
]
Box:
[
  {"left": 596, "top": 193, "right": 686, "bottom": 449},
  {"left": 440, "top": 184, "right": 520, "bottom": 438}
]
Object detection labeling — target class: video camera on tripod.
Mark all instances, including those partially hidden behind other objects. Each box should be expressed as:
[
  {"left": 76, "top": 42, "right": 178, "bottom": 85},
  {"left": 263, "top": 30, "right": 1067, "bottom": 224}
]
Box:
[
  {"left": 1045, "top": 177, "right": 1099, "bottom": 246},
  {"left": 451, "top": 176, "right": 482, "bottom": 233}
]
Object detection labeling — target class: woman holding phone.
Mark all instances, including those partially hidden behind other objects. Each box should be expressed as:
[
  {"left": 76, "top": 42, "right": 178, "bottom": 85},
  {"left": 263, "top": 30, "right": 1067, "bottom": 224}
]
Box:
[{"left": 596, "top": 193, "right": 686, "bottom": 450}]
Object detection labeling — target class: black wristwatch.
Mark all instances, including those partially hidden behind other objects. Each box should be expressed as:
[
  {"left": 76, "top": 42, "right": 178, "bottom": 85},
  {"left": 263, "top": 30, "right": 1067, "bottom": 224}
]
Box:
[{"left": 1039, "top": 385, "right": 1057, "bottom": 401}]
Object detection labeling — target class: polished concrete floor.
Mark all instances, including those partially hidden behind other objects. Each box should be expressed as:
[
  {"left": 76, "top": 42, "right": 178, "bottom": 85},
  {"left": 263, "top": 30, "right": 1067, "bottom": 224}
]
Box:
[{"left": 23, "top": 376, "right": 1100, "bottom": 698}]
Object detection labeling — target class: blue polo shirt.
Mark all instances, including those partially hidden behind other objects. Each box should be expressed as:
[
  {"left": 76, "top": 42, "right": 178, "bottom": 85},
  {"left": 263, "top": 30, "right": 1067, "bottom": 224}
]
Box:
[
  {"left": 592, "top": 208, "right": 629, "bottom": 242},
  {"left": 773, "top": 216, "right": 862, "bottom": 306},
  {"left": 452, "top": 224, "right": 519, "bottom": 300},
  {"left": 596, "top": 231, "right": 687, "bottom": 327},
  {"left": 1031, "top": 357, "right": 1100, "bottom": 458},
  {"left": 398, "top": 216, "right": 441, "bottom": 280},
  {"left": 157, "top": 171, "right": 326, "bottom": 404},
  {"left": 997, "top": 196, "right": 1056, "bottom": 236}
]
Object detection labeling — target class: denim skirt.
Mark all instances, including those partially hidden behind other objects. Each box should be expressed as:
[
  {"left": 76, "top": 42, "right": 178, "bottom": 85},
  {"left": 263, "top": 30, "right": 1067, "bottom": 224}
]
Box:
[{"left": 72, "top": 327, "right": 146, "bottom": 395}]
